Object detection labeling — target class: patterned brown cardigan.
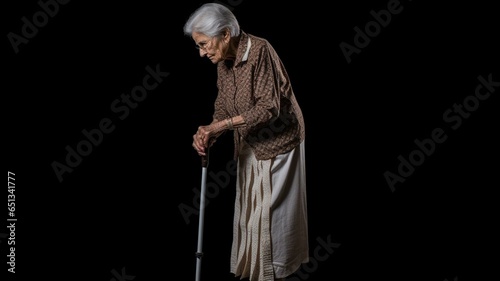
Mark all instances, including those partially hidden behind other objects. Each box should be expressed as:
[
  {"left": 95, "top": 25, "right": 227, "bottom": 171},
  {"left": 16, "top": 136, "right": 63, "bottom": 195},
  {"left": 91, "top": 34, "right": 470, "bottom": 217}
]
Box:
[{"left": 213, "top": 31, "right": 305, "bottom": 160}]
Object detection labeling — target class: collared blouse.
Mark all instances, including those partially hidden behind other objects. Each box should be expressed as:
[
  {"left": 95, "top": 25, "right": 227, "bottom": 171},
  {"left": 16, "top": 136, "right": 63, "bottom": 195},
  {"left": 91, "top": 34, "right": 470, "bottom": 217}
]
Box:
[{"left": 214, "top": 31, "right": 305, "bottom": 160}]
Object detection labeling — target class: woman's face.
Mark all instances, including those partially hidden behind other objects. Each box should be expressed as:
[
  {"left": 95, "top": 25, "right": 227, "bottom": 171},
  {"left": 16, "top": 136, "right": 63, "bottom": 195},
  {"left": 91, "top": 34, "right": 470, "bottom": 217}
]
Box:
[{"left": 192, "top": 32, "right": 226, "bottom": 64}]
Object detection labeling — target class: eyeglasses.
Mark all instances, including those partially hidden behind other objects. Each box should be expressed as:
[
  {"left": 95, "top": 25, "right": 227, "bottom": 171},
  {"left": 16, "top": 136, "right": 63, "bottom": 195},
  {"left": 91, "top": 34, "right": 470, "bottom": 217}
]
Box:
[{"left": 195, "top": 37, "right": 215, "bottom": 51}]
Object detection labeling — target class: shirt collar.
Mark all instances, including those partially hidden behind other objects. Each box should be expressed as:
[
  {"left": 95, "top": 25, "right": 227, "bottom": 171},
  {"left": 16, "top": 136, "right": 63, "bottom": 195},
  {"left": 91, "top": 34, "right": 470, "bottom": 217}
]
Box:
[
  {"left": 241, "top": 34, "right": 251, "bottom": 62},
  {"left": 234, "top": 31, "right": 251, "bottom": 65}
]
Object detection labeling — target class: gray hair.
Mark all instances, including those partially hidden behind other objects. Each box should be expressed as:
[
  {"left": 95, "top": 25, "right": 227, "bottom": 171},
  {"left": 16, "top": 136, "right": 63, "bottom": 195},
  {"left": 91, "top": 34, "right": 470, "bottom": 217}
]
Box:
[{"left": 183, "top": 3, "right": 240, "bottom": 38}]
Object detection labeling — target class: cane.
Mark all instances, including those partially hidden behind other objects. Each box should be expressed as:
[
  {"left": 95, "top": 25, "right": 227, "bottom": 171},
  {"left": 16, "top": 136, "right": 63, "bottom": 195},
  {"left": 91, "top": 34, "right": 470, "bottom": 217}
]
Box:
[{"left": 195, "top": 149, "right": 209, "bottom": 281}]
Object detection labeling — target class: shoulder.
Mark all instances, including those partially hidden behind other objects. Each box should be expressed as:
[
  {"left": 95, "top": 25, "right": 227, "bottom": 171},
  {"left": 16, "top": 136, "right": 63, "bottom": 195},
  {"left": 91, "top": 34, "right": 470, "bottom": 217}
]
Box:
[
  {"left": 247, "top": 33, "right": 268, "bottom": 44},
  {"left": 245, "top": 33, "right": 278, "bottom": 60},
  {"left": 247, "top": 33, "right": 272, "bottom": 51}
]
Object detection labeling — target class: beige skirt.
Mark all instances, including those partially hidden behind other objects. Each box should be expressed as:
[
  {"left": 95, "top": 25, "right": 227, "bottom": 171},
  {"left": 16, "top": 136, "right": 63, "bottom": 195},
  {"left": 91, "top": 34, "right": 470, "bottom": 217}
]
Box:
[{"left": 230, "top": 141, "right": 309, "bottom": 281}]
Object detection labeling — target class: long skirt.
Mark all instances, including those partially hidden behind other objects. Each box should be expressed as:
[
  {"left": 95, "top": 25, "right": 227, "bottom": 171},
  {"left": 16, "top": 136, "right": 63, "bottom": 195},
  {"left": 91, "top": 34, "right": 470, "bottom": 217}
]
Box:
[{"left": 230, "top": 140, "right": 309, "bottom": 281}]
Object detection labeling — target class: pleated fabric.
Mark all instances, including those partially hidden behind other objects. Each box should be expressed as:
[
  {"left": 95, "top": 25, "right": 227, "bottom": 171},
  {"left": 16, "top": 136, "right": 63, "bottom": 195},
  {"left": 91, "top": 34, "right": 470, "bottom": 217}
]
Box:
[{"left": 231, "top": 141, "right": 309, "bottom": 280}]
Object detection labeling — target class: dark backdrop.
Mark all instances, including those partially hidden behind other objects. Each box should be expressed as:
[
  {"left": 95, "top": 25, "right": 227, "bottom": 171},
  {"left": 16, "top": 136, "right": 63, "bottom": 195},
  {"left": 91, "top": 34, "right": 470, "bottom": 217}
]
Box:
[{"left": 4, "top": 1, "right": 498, "bottom": 280}]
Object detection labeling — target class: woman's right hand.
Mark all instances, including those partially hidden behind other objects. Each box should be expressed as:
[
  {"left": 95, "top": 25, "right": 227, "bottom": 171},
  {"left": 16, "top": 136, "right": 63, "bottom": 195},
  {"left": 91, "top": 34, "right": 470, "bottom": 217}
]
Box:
[
  {"left": 192, "top": 120, "right": 227, "bottom": 156},
  {"left": 193, "top": 126, "right": 209, "bottom": 156}
]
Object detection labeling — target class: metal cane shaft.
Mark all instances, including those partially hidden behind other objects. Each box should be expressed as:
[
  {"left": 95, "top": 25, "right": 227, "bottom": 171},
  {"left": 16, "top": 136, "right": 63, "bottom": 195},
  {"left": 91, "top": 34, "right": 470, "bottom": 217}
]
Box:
[{"left": 196, "top": 154, "right": 209, "bottom": 281}]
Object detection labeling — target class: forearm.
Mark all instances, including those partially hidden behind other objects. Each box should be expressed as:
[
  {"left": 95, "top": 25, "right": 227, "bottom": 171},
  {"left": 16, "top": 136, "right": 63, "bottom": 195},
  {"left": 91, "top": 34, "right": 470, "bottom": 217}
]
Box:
[
  {"left": 212, "top": 116, "right": 245, "bottom": 130},
  {"left": 225, "top": 115, "right": 245, "bottom": 130}
]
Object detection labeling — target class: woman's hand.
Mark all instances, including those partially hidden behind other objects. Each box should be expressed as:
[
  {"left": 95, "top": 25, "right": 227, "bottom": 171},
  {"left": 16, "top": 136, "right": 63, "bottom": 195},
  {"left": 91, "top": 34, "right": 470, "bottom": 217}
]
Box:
[
  {"left": 193, "top": 125, "right": 211, "bottom": 156},
  {"left": 192, "top": 121, "right": 225, "bottom": 156}
]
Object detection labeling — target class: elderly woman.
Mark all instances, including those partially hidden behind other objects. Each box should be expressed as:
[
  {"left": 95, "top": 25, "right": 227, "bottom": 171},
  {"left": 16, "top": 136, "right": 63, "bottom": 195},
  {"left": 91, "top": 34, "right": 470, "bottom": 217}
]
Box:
[{"left": 184, "top": 3, "right": 309, "bottom": 281}]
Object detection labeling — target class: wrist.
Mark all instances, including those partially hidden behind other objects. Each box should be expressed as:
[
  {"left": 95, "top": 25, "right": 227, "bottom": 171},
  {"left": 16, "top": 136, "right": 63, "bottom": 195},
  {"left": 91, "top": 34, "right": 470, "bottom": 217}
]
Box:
[{"left": 225, "top": 118, "right": 234, "bottom": 130}]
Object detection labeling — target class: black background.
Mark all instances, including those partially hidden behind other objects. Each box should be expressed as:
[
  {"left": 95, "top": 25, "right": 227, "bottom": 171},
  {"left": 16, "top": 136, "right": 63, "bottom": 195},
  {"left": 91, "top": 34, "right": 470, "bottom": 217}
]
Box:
[{"left": 3, "top": 0, "right": 498, "bottom": 280}]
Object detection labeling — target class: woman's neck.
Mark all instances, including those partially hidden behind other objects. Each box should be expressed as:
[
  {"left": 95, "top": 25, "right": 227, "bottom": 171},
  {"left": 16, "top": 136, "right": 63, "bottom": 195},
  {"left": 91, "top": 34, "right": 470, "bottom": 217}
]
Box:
[{"left": 224, "top": 35, "right": 240, "bottom": 61}]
